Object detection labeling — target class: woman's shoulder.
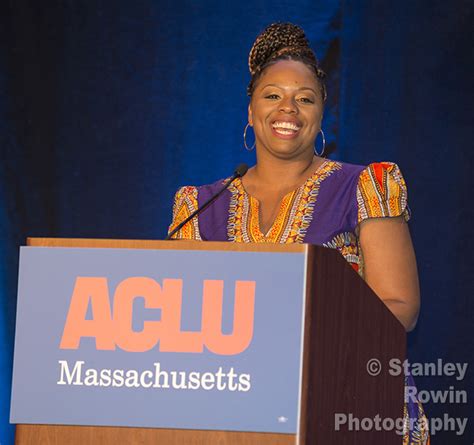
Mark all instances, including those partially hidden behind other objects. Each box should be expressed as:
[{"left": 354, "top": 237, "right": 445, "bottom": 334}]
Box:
[{"left": 321, "top": 159, "right": 410, "bottom": 221}]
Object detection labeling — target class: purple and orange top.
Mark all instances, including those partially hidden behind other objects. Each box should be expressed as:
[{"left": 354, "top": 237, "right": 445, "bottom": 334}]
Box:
[{"left": 168, "top": 160, "right": 410, "bottom": 277}]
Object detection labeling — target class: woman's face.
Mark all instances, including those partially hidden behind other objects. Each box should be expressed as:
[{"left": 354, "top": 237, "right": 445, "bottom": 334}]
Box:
[{"left": 248, "top": 60, "right": 324, "bottom": 160}]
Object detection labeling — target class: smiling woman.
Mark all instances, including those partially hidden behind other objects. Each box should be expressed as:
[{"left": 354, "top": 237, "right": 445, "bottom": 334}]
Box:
[
  {"left": 248, "top": 60, "right": 322, "bottom": 162},
  {"left": 167, "top": 22, "right": 430, "bottom": 444}
]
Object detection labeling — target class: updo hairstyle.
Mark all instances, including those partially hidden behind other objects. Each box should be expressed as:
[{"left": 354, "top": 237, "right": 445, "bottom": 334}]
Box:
[{"left": 247, "top": 22, "right": 327, "bottom": 101}]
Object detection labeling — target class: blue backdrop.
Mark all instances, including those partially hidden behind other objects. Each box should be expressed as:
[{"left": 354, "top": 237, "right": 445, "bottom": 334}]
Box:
[{"left": 1, "top": 1, "right": 473, "bottom": 443}]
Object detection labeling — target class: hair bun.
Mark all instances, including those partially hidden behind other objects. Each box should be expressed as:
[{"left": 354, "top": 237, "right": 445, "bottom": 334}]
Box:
[{"left": 248, "top": 22, "right": 317, "bottom": 76}]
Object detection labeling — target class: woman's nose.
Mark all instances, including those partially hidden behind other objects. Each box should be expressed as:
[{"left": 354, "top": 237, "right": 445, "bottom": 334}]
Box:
[{"left": 279, "top": 97, "right": 297, "bottom": 114}]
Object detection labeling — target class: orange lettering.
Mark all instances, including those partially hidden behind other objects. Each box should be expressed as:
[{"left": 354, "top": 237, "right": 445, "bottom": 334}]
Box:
[
  {"left": 60, "top": 277, "right": 115, "bottom": 350},
  {"left": 60, "top": 277, "right": 256, "bottom": 354},
  {"left": 113, "top": 277, "right": 162, "bottom": 352},
  {"left": 202, "top": 280, "right": 255, "bottom": 355},
  {"left": 158, "top": 279, "right": 203, "bottom": 353}
]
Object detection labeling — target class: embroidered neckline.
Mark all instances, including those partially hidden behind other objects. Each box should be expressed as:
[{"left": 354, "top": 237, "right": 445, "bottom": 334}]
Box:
[{"left": 227, "top": 160, "right": 342, "bottom": 243}]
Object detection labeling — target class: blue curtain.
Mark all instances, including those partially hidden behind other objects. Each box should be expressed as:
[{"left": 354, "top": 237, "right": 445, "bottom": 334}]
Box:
[{"left": 1, "top": 1, "right": 472, "bottom": 443}]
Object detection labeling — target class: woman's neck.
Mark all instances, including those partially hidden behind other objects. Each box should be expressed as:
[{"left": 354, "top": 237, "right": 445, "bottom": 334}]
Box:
[{"left": 247, "top": 152, "right": 324, "bottom": 191}]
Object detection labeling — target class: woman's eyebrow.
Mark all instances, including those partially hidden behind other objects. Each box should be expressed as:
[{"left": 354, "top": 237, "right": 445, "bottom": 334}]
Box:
[{"left": 261, "top": 83, "right": 317, "bottom": 94}]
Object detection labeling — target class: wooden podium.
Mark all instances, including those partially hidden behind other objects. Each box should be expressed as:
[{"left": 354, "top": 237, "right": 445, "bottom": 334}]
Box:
[{"left": 13, "top": 238, "right": 406, "bottom": 445}]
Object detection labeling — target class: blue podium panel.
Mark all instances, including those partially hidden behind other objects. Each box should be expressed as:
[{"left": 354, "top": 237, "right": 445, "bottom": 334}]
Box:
[{"left": 11, "top": 246, "right": 308, "bottom": 434}]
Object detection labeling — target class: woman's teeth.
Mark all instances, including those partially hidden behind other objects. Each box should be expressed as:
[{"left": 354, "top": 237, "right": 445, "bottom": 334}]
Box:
[
  {"left": 272, "top": 121, "right": 301, "bottom": 134},
  {"left": 275, "top": 128, "right": 295, "bottom": 135}
]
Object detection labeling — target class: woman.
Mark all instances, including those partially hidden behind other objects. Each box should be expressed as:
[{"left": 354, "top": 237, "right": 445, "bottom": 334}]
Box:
[{"left": 168, "top": 22, "right": 429, "bottom": 444}]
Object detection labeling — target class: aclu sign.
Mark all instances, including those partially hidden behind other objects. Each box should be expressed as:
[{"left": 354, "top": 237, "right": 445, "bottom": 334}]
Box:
[{"left": 11, "top": 246, "right": 307, "bottom": 433}]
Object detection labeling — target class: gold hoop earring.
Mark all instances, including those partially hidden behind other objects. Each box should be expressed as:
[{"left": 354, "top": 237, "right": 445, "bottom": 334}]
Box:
[
  {"left": 243, "top": 123, "right": 255, "bottom": 151},
  {"left": 314, "top": 129, "right": 326, "bottom": 157}
]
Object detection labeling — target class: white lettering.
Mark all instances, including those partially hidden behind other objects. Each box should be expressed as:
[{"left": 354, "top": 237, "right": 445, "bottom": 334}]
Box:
[{"left": 57, "top": 360, "right": 84, "bottom": 385}]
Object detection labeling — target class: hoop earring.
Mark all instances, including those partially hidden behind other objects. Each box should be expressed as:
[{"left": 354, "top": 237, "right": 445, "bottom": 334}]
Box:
[
  {"left": 243, "top": 123, "right": 255, "bottom": 151},
  {"left": 314, "top": 129, "right": 326, "bottom": 157}
]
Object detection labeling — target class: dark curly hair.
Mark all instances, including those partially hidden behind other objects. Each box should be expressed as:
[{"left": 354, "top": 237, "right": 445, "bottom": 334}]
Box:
[{"left": 247, "top": 22, "right": 326, "bottom": 101}]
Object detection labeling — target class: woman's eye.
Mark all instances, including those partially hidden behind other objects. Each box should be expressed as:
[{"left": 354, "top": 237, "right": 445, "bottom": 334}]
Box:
[{"left": 264, "top": 94, "right": 314, "bottom": 103}]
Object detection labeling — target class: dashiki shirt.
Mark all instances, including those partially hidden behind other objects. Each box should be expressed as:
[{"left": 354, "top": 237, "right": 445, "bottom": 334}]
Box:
[{"left": 168, "top": 159, "right": 430, "bottom": 445}]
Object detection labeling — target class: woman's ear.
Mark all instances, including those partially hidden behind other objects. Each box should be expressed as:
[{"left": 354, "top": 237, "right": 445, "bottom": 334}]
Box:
[{"left": 247, "top": 103, "right": 253, "bottom": 126}]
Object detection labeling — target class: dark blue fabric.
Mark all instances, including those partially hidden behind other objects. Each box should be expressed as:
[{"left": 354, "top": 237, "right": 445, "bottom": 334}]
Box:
[{"left": 1, "top": 1, "right": 472, "bottom": 443}]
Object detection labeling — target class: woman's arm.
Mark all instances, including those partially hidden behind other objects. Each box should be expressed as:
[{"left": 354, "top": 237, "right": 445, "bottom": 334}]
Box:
[{"left": 358, "top": 215, "right": 420, "bottom": 332}]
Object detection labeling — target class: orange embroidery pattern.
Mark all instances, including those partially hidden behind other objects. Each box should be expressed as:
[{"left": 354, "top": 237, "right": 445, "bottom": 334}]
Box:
[
  {"left": 168, "top": 186, "right": 201, "bottom": 240},
  {"left": 323, "top": 231, "right": 360, "bottom": 272},
  {"left": 247, "top": 191, "right": 299, "bottom": 243},
  {"left": 402, "top": 397, "right": 431, "bottom": 445},
  {"left": 357, "top": 162, "right": 410, "bottom": 223}
]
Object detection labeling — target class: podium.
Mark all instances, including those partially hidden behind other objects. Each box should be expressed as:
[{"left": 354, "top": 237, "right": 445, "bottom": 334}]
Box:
[{"left": 12, "top": 238, "right": 406, "bottom": 444}]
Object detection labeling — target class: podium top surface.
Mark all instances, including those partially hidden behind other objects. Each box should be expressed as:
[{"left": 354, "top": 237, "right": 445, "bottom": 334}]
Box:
[{"left": 26, "top": 237, "right": 307, "bottom": 253}]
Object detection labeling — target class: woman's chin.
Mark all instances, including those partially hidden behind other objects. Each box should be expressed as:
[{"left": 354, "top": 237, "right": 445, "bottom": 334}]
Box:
[{"left": 265, "top": 145, "right": 312, "bottom": 160}]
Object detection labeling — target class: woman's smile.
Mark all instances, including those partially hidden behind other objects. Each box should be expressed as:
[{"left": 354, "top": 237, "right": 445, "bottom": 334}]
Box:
[{"left": 271, "top": 119, "right": 302, "bottom": 139}]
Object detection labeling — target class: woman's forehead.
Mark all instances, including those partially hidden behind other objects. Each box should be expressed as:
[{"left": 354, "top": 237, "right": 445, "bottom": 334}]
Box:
[{"left": 258, "top": 60, "right": 318, "bottom": 88}]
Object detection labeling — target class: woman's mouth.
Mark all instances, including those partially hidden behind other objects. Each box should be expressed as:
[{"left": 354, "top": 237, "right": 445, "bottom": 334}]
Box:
[{"left": 271, "top": 120, "right": 301, "bottom": 139}]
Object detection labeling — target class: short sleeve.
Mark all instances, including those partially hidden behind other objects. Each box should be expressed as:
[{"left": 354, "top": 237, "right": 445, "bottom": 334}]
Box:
[
  {"left": 356, "top": 162, "right": 411, "bottom": 224},
  {"left": 167, "top": 186, "right": 202, "bottom": 240}
]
